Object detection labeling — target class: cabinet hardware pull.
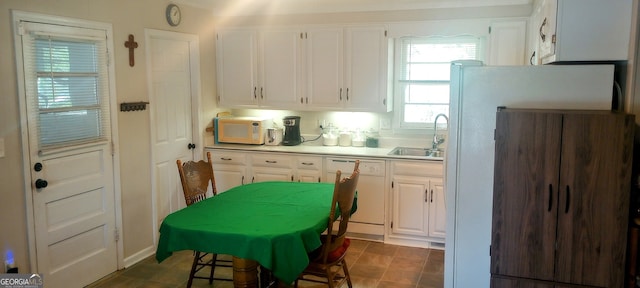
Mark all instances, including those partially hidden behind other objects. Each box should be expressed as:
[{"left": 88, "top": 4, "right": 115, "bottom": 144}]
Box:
[
  {"left": 251, "top": 176, "right": 255, "bottom": 183},
  {"left": 548, "top": 184, "right": 553, "bottom": 211},
  {"left": 291, "top": 175, "right": 294, "bottom": 182},
  {"left": 317, "top": 177, "right": 321, "bottom": 182},
  {"left": 346, "top": 88, "right": 349, "bottom": 101},
  {"left": 253, "top": 87, "right": 257, "bottom": 99},
  {"left": 564, "top": 185, "right": 570, "bottom": 213},
  {"left": 260, "top": 87, "right": 264, "bottom": 99},
  {"left": 530, "top": 51, "right": 536, "bottom": 65},
  {"left": 425, "top": 189, "right": 428, "bottom": 202},
  {"left": 430, "top": 189, "right": 433, "bottom": 203},
  {"left": 266, "top": 160, "right": 277, "bottom": 164},
  {"left": 300, "top": 97, "right": 303, "bottom": 104},
  {"left": 221, "top": 157, "right": 232, "bottom": 161},
  {"left": 301, "top": 162, "right": 314, "bottom": 166},
  {"left": 539, "top": 17, "right": 547, "bottom": 42},
  {"left": 241, "top": 175, "right": 245, "bottom": 185},
  {"left": 339, "top": 88, "right": 343, "bottom": 101}
]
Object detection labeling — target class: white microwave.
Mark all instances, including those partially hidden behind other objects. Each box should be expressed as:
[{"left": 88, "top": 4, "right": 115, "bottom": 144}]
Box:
[{"left": 215, "top": 117, "right": 268, "bottom": 145}]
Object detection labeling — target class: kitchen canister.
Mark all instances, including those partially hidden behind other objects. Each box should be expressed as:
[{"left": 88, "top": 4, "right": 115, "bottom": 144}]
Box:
[
  {"left": 365, "top": 130, "right": 379, "bottom": 148},
  {"left": 322, "top": 125, "right": 338, "bottom": 146},
  {"left": 339, "top": 130, "right": 352, "bottom": 146},
  {"left": 352, "top": 129, "right": 365, "bottom": 147}
]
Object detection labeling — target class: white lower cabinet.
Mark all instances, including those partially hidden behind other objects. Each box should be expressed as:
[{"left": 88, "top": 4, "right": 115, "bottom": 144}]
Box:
[
  {"left": 249, "top": 153, "right": 294, "bottom": 183},
  {"left": 295, "top": 156, "right": 323, "bottom": 182},
  {"left": 207, "top": 148, "right": 446, "bottom": 247},
  {"left": 208, "top": 149, "right": 248, "bottom": 193},
  {"left": 387, "top": 160, "right": 445, "bottom": 248}
]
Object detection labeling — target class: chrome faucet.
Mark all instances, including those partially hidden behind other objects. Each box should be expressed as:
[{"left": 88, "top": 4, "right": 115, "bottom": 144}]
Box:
[{"left": 432, "top": 113, "right": 449, "bottom": 150}]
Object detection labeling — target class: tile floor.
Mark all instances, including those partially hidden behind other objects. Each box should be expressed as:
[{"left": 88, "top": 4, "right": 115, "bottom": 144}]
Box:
[{"left": 86, "top": 239, "right": 444, "bottom": 288}]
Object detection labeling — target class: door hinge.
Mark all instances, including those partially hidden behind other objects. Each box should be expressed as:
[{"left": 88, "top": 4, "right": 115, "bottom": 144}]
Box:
[{"left": 114, "top": 228, "right": 120, "bottom": 242}]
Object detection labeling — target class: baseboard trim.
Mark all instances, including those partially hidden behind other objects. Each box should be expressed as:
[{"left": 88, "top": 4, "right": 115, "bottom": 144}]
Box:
[{"left": 123, "top": 246, "right": 156, "bottom": 268}]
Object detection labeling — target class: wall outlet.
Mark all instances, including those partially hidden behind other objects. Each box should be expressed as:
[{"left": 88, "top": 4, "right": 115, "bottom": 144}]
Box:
[{"left": 379, "top": 118, "right": 391, "bottom": 130}]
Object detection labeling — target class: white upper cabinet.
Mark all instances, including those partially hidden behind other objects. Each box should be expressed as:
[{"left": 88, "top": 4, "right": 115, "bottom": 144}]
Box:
[
  {"left": 216, "top": 28, "right": 258, "bottom": 107},
  {"left": 216, "top": 27, "right": 302, "bottom": 108},
  {"left": 259, "top": 28, "right": 303, "bottom": 109},
  {"left": 535, "top": 0, "right": 633, "bottom": 64},
  {"left": 488, "top": 20, "right": 527, "bottom": 66},
  {"left": 306, "top": 25, "right": 391, "bottom": 112}
]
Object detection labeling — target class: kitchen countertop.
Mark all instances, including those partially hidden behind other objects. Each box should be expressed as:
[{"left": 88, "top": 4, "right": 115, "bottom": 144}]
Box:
[{"left": 206, "top": 143, "right": 444, "bottom": 162}]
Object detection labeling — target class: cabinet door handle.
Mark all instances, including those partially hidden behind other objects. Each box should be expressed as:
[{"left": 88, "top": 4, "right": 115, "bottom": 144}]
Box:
[
  {"left": 260, "top": 87, "right": 264, "bottom": 99},
  {"left": 265, "top": 160, "right": 277, "bottom": 164},
  {"left": 251, "top": 176, "right": 255, "bottom": 183},
  {"left": 564, "top": 185, "right": 571, "bottom": 214},
  {"left": 220, "top": 157, "right": 232, "bottom": 161},
  {"left": 291, "top": 175, "right": 294, "bottom": 182},
  {"left": 425, "top": 189, "right": 428, "bottom": 203},
  {"left": 301, "top": 162, "right": 314, "bottom": 166},
  {"left": 346, "top": 88, "right": 349, "bottom": 101},
  {"left": 339, "top": 88, "right": 343, "bottom": 101},
  {"left": 530, "top": 51, "right": 536, "bottom": 65},
  {"left": 300, "top": 97, "right": 304, "bottom": 104},
  {"left": 241, "top": 175, "right": 245, "bottom": 185},
  {"left": 539, "top": 17, "right": 547, "bottom": 42},
  {"left": 430, "top": 189, "right": 433, "bottom": 203},
  {"left": 317, "top": 177, "right": 321, "bottom": 183},
  {"left": 548, "top": 184, "right": 553, "bottom": 212},
  {"left": 253, "top": 86, "right": 257, "bottom": 99}
]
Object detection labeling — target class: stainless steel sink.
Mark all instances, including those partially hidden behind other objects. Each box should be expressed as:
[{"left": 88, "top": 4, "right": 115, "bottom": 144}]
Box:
[{"left": 388, "top": 147, "right": 444, "bottom": 158}]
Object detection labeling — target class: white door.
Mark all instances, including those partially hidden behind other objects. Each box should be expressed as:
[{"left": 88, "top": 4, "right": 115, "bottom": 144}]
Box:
[
  {"left": 15, "top": 14, "right": 119, "bottom": 288},
  {"left": 147, "top": 30, "right": 200, "bottom": 229}
]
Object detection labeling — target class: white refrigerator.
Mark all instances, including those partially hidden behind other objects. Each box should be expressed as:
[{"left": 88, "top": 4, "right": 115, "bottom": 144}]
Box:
[{"left": 444, "top": 60, "right": 616, "bottom": 288}]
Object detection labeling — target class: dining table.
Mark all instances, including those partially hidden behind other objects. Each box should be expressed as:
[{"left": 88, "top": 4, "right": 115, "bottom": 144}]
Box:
[{"left": 155, "top": 181, "right": 356, "bottom": 287}]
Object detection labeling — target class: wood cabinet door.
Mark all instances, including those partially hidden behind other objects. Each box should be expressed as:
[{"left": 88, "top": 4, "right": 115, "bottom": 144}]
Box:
[
  {"left": 491, "top": 111, "right": 562, "bottom": 281},
  {"left": 491, "top": 276, "right": 554, "bottom": 288},
  {"left": 555, "top": 113, "right": 634, "bottom": 287}
]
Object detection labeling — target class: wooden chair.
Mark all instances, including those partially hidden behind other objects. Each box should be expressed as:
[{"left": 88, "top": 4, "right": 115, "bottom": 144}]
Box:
[
  {"left": 295, "top": 160, "right": 360, "bottom": 288},
  {"left": 176, "top": 152, "right": 233, "bottom": 287}
]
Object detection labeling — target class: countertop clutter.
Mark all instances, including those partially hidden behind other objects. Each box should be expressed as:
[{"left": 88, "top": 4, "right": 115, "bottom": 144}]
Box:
[{"left": 206, "top": 143, "right": 444, "bottom": 161}]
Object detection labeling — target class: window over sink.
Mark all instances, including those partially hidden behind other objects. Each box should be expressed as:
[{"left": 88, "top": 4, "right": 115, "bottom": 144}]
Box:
[{"left": 393, "top": 36, "right": 483, "bottom": 130}]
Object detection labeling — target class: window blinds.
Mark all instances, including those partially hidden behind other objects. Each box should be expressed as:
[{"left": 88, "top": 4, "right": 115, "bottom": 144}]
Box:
[{"left": 20, "top": 22, "right": 111, "bottom": 153}]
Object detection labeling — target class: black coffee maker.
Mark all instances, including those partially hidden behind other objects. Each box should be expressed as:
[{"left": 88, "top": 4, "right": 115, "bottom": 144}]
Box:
[{"left": 282, "top": 116, "right": 301, "bottom": 146}]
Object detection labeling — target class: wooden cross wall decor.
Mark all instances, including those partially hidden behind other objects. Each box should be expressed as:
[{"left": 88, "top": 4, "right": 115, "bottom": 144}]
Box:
[{"left": 124, "top": 34, "right": 138, "bottom": 67}]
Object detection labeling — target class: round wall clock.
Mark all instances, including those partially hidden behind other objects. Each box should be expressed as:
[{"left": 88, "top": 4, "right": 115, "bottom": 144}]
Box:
[{"left": 166, "top": 4, "right": 181, "bottom": 27}]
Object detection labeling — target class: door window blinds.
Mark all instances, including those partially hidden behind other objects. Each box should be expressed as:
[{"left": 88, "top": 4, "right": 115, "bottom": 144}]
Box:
[{"left": 20, "top": 22, "right": 111, "bottom": 153}]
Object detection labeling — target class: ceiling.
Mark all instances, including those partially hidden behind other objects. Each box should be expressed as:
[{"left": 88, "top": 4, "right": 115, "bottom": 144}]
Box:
[{"left": 176, "top": 0, "right": 533, "bottom": 16}]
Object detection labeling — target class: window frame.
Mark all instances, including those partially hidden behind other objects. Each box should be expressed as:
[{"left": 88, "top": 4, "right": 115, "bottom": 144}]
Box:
[{"left": 392, "top": 35, "right": 484, "bottom": 132}]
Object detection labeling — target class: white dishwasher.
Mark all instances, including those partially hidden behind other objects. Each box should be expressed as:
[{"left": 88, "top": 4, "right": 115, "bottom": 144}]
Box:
[{"left": 325, "top": 158, "right": 385, "bottom": 240}]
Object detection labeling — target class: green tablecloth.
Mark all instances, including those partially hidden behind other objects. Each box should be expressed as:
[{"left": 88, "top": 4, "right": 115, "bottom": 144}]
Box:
[{"left": 156, "top": 181, "right": 354, "bottom": 284}]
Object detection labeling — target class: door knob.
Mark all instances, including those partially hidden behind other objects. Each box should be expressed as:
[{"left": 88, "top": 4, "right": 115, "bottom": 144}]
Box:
[
  {"left": 35, "top": 179, "right": 48, "bottom": 189},
  {"left": 187, "top": 143, "right": 196, "bottom": 149},
  {"left": 34, "top": 162, "right": 43, "bottom": 171}
]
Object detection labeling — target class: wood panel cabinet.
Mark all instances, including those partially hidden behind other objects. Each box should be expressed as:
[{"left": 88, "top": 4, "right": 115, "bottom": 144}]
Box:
[{"left": 491, "top": 109, "right": 634, "bottom": 288}]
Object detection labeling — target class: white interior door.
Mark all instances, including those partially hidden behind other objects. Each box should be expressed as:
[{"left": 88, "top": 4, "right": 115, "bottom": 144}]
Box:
[
  {"left": 14, "top": 14, "right": 120, "bottom": 288},
  {"left": 147, "top": 30, "right": 199, "bottom": 229}
]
